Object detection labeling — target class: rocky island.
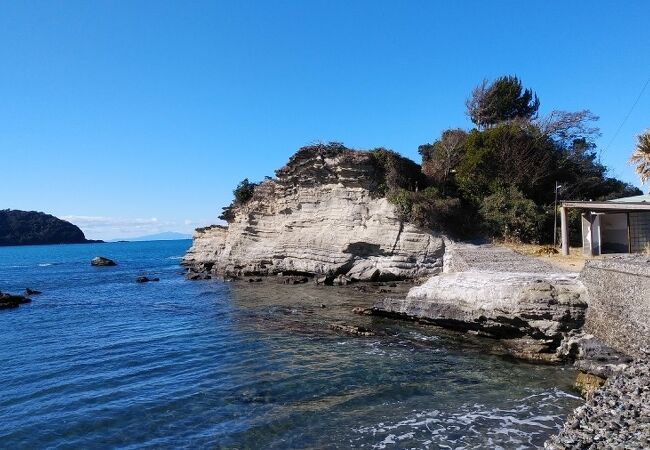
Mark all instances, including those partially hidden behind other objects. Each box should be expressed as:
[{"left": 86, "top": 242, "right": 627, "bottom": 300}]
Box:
[
  {"left": 0, "top": 209, "right": 101, "bottom": 246},
  {"left": 183, "top": 144, "right": 446, "bottom": 282}
]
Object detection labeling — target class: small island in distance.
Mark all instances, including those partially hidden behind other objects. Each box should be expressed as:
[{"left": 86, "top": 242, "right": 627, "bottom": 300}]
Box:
[
  {"left": 0, "top": 209, "right": 103, "bottom": 246},
  {"left": 120, "top": 231, "right": 192, "bottom": 242}
]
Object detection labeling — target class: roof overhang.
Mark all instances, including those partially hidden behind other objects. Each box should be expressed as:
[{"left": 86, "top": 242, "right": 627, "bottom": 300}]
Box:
[{"left": 561, "top": 201, "right": 650, "bottom": 212}]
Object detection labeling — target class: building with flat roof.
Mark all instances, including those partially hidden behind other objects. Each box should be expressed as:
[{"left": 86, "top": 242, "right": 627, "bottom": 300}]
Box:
[{"left": 559, "top": 194, "right": 650, "bottom": 256}]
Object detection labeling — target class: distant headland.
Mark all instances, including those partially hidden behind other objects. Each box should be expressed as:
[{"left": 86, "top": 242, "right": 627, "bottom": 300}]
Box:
[{"left": 0, "top": 209, "right": 102, "bottom": 246}]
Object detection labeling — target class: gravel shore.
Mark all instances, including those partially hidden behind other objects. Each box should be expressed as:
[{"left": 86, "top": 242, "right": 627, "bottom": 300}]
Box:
[{"left": 546, "top": 360, "right": 650, "bottom": 449}]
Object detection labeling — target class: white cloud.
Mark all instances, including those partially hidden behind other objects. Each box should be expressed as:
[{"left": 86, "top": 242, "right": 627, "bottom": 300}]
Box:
[
  {"left": 61, "top": 215, "right": 179, "bottom": 240},
  {"left": 60, "top": 215, "right": 219, "bottom": 241}
]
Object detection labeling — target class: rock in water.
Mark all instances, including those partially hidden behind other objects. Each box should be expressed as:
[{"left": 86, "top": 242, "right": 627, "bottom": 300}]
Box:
[
  {"left": 91, "top": 256, "right": 116, "bottom": 267},
  {"left": 329, "top": 322, "right": 375, "bottom": 336},
  {"left": 136, "top": 276, "right": 159, "bottom": 283},
  {"left": 183, "top": 145, "right": 445, "bottom": 280},
  {"left": 0, "top": 292, "right": 32, "bottom": 309},
  {"left": 24, "top": 288, "right": 41, "bottom": 296}
]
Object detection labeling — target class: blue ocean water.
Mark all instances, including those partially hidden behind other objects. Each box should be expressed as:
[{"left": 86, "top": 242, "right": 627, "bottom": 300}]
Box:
[{"left": 0, "top": 240, "right": 582, "bottom": 449}]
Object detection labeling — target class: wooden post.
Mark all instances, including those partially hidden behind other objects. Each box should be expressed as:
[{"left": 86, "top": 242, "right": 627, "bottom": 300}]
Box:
[{"left": 560, "top": 206, "right": 569, "bottom": 256}]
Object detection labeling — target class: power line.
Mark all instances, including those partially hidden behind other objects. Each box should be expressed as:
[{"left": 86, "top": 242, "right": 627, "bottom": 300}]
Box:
[{"left": 602, "top": 75, "right": 650, "bottom": 157}]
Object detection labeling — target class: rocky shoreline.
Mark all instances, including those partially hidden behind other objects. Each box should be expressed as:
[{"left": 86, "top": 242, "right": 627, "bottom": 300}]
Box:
[
  {"left": 546, "top": 360, "right": 650, "bottom": 449},
  {"left": 184, "top": 146, "right": 650, "bottom": 448},
  {"left": 371, "top": 243, "right": 591, "bottom": 362}
]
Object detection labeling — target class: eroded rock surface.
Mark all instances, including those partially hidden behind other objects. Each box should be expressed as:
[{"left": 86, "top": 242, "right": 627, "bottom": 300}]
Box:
[
  {"left": 372, "top": 244, "right": 588, "bottom": 361},
  {"left": 183, "top": 147, "right": 445, "bottom": 281}
]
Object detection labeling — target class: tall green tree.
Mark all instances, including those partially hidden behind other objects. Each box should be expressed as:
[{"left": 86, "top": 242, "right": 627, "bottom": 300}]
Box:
[{"left": 466, "top": 76, "right": 540, "bottom": 128}]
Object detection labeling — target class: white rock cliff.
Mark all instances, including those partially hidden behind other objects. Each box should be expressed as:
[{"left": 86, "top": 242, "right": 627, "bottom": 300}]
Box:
[{"left": 183, "top": 147, "right": 445, "bottom": 281}]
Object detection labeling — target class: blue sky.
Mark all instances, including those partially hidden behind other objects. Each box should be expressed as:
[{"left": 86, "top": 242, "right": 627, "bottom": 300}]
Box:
[{"left": 1, "top": 1, "right": 649, "bottom": 240}]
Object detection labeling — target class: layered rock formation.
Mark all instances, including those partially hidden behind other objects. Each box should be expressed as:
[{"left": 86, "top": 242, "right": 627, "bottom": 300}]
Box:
[
  {"left": 372, "top": 244, "right": 588, "bottom": 361},
  {"left": 183, "top": 146, "right": 445, "bottom": 281}
]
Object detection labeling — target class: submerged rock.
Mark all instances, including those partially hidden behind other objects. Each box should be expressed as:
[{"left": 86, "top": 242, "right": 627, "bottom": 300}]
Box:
[
  {"left": 329, "top": 322, "right": 375, "bottom": 337},
  {"left": 183, "top": 146, "right": 445, "bottom": 281},
  {"left": 24, "top": 288, "right": 41, "bottom": 296},
  {"left": 136, "top": 276, "right": 159, "bottom": 283},
  {"left": 186, "top": 270, "right": 211, "bottom": 280},
  {"left": 91, "top": 256, "right": 116, "bottom": 267},
  {"left": 281, "top": 276, "right": 309, "bottom": 285},
  {"left": 0, "top": 292, "right": 32, "bottom": 309},
  {"left": 352, "top": 306, "right": 373, "bottom": 315}
]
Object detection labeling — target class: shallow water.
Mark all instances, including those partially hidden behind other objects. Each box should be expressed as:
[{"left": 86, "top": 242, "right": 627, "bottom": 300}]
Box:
[{"left": 0, "top": 240, "right": 581, "bottom": 449}]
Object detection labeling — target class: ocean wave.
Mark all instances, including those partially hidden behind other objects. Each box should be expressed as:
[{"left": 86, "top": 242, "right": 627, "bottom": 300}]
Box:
[
  {"left": 167, "top": 256, "right": 183, "bottom": 260},
  {"left": 407, "top": 331, "right": 440, "bottom": 342},
  {"left": 352, "top": 392, "right": 571, "bottom": 449}
]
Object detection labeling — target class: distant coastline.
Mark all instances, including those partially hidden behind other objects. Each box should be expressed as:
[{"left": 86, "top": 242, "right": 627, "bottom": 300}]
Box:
[
  {"left": 0, "top": 209, "right": 103, "bottom": 247},
  {"left": 110, "top": 231, "right": 192, "bottom": 242}
]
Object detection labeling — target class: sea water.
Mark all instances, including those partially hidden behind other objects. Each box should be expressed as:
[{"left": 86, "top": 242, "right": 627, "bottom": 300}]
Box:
[{"left": 0, "top": 240, "right": 581, "bottom": 449}]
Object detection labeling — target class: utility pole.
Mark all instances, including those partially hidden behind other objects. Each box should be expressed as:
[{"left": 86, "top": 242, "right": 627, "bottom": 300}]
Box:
[{"left": 553, "top": 181, "right": 562, "bottom": 247}]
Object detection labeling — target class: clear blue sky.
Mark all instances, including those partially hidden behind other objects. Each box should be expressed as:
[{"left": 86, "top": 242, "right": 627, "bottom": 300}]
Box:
[{"left": 2, "top": 1, "right": 649, "bottom": 239}]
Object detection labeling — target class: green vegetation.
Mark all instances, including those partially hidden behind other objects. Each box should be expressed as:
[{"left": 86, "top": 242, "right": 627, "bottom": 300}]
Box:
[
  {"left": 479, "top": 186, "right": 543, "bottom": 242},
  {"left": 416, "top": 75, "right": 641, "bottom": 242},
  {"left": 0, "top": 209, "right": 93, "bottom": 246},
  {"left": 466, "top": 76, "right": 540, "bottom": 128},
  {"left": 233, "top": 178, "right": 258, "bottom": 204},
  {"left": 219, "top": 178, "right": 260, "bottom": 222},
  {"left": 218, "top": 77, "right": 641, "bottom": 243},
  {"left": 369, "top": 148, "right": 427, "bottom": 195}
]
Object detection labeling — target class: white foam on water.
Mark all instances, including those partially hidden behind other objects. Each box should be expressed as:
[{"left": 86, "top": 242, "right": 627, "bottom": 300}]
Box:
[{"left": 352, "top": 390, "right": 571, "bottom": 449}]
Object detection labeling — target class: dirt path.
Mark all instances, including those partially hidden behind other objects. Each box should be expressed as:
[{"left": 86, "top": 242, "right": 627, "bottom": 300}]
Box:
[{"left": 497, "top": 242, "right": 589, "bottom": 273}]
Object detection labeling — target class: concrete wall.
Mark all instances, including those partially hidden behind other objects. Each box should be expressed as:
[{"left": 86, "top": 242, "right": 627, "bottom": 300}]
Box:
[{"left": 582, "top": 258, "right": 650, "bottom": 358}]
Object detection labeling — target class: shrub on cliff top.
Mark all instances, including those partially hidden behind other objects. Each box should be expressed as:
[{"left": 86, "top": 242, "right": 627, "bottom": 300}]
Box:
[
  {"left": 233, "top": 178, "right": 258, "bottom": 204},
  {"left": 218, "top": 178, "right": 259, "bottom": 223},
  {"left": 369, "top": 148, "right": 428, "bottom": 195},
  {"left": 386, "top": 187, "right": 464, "bottom": 235}
]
